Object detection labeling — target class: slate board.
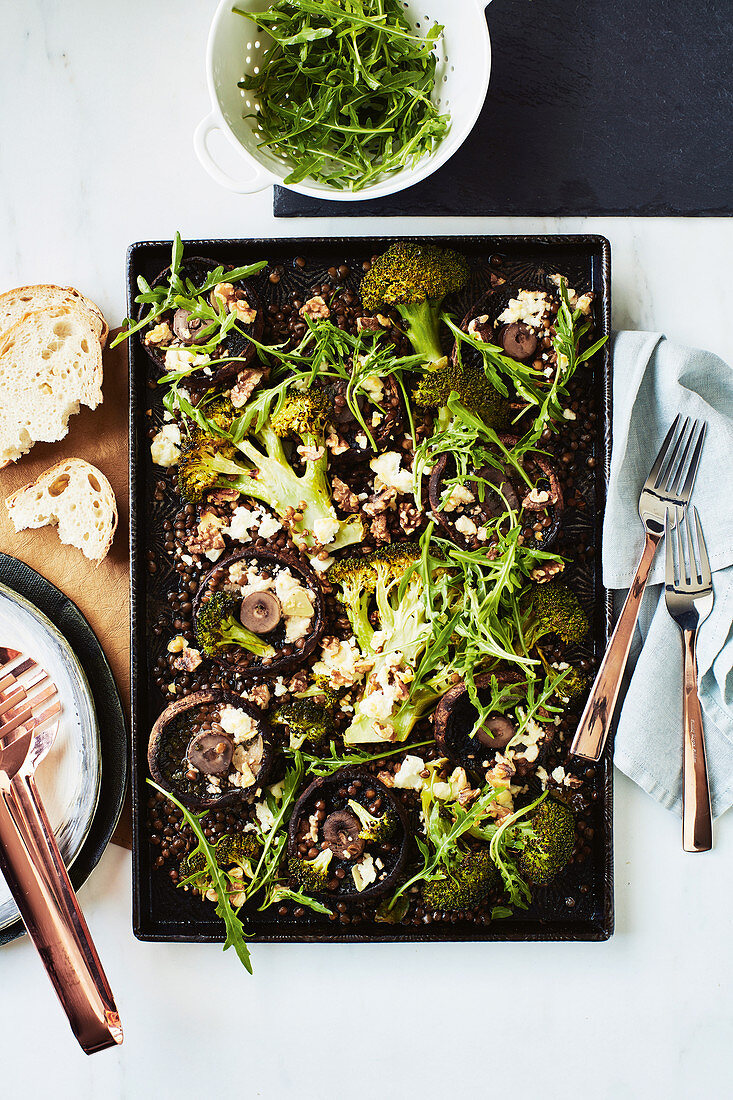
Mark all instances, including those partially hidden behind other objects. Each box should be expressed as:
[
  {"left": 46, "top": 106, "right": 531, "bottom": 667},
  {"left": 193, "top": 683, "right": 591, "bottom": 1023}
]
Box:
[{"left": 274, "top": 0, "right": 733, "bottom": 218}]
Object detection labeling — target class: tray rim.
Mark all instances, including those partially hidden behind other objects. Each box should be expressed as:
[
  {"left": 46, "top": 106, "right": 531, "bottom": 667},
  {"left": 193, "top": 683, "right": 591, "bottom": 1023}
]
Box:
[{"left": 129, "top": 233, "right": 614, "bottom": 945}]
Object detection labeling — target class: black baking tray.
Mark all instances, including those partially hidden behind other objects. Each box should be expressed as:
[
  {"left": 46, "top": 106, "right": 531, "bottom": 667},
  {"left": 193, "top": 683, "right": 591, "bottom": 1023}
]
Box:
[
  {"left": 129, "top": 235, "right": 614, "bottom": 944},
  {"left": 275, "top": 0, "right": 733, "bottom": 218}
]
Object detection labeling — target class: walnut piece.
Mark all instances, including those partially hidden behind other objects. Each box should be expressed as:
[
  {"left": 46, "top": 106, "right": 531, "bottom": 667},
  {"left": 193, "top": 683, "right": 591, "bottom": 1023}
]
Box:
[
  {"left": 399, "top": 501, "right": 422, "bottom": 535},
  {"left": 230, "top": 368, "right": 263, "bottom": 408},
  {"left": 332, "top": 477, "right": 361, "bottom": 514},
  {"left": 300, "top": 295, "right": 330, "bottom": 321}
]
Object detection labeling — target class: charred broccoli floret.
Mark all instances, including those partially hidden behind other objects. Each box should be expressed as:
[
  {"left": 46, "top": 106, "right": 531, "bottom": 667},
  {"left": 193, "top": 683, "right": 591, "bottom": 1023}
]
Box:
[
  {"left": 177, "top": 431, "right": 238, "bottom": 504},
  {"left": 195, "top": 590, "right": 276, "bottom": 659},
  {"left": 557, "top": 666, "right": 588, "bottom": 701},
  {"left": 289, "top": 848, "right": 333, "bottom": 892},
  {"left": 215, "top": 832, "right": 260, "bottom": 873},
  {"left": 524, "top": 581, "right": 590, "bottom": 647},
  {"left": 347, "top": 799, "right": 398, "bottom": 843},
  {"left": 269, "top": 694, "right": 339, "bottom": 745},
  {"left": 519, "top": 798, "right": 575, "bottom": 886},
  {"left": 412, "top": 356, "right": 510, "bottom": 432},
  {"left": 421, "top": 849, "right": 498, "bottom": 911},
  {"left": 360, "top": 242, "right": 469, "bottom": 365},
  {"left": 197, "top": 390, "right": 363, "bottom": 553}
]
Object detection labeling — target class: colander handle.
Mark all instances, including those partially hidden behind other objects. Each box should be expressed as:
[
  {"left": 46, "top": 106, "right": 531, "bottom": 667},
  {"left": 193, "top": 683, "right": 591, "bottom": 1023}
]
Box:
[{"left": 194, "top": 113, "right": 279, "bottom": 194}]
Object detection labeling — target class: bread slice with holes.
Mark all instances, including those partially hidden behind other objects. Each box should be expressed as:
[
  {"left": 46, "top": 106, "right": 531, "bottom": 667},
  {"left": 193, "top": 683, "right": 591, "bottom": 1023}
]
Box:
[
  {"left": 0, "top": 304, "right": 104, "bottom": 468},
  {"left": 6, "top": 459, "right": 117, "bottom": 564},
  {"left": 0, "top": 285, "right": 108, "bottom": 348}
]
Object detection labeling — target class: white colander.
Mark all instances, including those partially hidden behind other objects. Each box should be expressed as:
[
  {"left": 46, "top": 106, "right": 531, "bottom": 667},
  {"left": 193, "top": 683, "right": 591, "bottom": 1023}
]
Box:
[{"left": 194, "top": 0, "right": 492, "bottom": 199}]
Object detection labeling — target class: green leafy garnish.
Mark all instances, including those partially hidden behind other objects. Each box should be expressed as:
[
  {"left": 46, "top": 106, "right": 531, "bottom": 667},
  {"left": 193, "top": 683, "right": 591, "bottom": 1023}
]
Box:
[
  {"left": 147, "top": 780, "right": 254, "bottom": 973},
  {"left": 233, "top": 0, "right": 450, "bottom": 190}
]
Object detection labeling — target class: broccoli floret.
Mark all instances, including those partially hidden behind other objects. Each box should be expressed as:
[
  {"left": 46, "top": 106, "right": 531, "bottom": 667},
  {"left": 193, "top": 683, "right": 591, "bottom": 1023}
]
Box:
[
  {"left": 347, "top": 799, "right": 398, "bottom": 843},
  {"left": 519, "top": 798, "right": 575, "bottom": 886},
  {"left": 269, "top": 389, "right": 331, "bottom": 440},
  {"left": 422, "top": 849, "right": 498, "bottom": 911},
  {"left": 215, "top": 832, "right": 260, "bottom": 872},
  {"left": 525, "top": 581, "right": 590, "bottom": 647},
  {"left": 289, "top": 849, "right": 333, "bottom": 892},
  {"left": 177, "top": 431, "right": 238, "bottom": 504},
  {"left": 360, "top": 242, "right": 469, "bottom": 365},
  {"left": 412, "top": 357, "right": 510, "bottom": 432},
  {"left": 269, "top": 695, "right": 339, "bottom": 745},
  {"left": 197, "top": 391, "right": 363, "bottom": 553},
  {"left": 557, "top": 666, "right": 588, "bottom": 701},
  {"left": 195, "top": 590, "right": 276, "bottom": 659},
  {"left": 328, "top": 554, "right": 379, "bottom": 651}
]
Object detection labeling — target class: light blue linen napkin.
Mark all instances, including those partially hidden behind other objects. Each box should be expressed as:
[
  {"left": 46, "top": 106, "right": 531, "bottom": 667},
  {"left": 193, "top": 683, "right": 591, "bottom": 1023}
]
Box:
[{"left": 602, "top": 332, "right": 733, "bottom": 818}]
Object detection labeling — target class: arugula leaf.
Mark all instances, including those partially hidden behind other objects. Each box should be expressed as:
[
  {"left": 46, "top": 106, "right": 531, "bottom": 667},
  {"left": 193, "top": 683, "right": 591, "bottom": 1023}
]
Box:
[
  {"left": 233, "top": 0, "right": 449, "bottom": 191},
  {"left": 147, "top": 780, "right": 254, "bottom": 973}
]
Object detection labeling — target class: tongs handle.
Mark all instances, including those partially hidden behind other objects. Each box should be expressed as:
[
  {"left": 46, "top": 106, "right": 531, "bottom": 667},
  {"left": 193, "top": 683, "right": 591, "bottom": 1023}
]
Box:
[
  {"left": 571, "top": 530, "right": 661, "bottom": 761},
  {"left": 0, "top": 767, "right": 123, "bottom": 1054}
]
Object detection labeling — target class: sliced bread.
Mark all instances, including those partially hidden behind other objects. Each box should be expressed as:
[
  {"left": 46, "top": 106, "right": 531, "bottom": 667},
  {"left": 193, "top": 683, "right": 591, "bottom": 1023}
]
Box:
[
  {"left": 6, "top": 458, "right": 117, "bottom": 564},
  {"left": 0, "top": 285, "right": 108, "bottom": 347},
  {"left": 0, "top": 304, "right": 104, "bottom": 468}
]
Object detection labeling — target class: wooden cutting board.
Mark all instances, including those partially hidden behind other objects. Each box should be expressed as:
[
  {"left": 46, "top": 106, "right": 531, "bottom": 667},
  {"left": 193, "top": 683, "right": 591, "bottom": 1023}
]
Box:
[{"left": 0, "top": 337, "right": 132, "bottom": 848}]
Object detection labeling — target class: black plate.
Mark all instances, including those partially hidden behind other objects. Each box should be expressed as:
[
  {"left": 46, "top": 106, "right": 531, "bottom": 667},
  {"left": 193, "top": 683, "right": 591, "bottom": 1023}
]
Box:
[
  {"left": 0, "top": 554, "right": 128, "bottom": 947},
  {"left": 129, "top": 236, "right": 614, "bottom": 944}
]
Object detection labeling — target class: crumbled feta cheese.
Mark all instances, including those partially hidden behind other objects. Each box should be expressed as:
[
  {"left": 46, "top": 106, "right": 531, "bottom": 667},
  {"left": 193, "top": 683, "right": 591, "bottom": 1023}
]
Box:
[
  {"left": 163, "top": 347, "right": 210, "bottom": 373},
  {"left": 150, "top": 422, "right": 181, "bottom": 467},
  {"left": 551, "top": 766, "right": 566, "bottom": 784},
  {"left": 362, "top": 376, "right": 384, "bottom": 401},
  {"left": 393, "top": 755, "right": 425, "bottom": 790},
  {"left": 225, "top": 506, "right": 257, "bottom": 543},
  {"left": 497, "top": 290, "right": 548, "bottom": 329},
  {"left": 442, "top": 484, "right": 475, "bottom": 511},
  {"left": 308, "top": 554, "right": 334, "bottom": 574},
  {"left": 370, "top": 451, "right": 413, "bottom": 495},
  {"left": 563, "top": 409, "right": 577, "bottom": 421},
  {"left": 284, "top": 615, "right": 312, "bottom": 643},
  {"left": 220, "top": 705, "right": 258, "bottom": 744},
  {"left": 254, "top": 800, "right": 275, "bottom": 832},
  {"left": 313, "top": 514, "right": 340, "bottom": 546},
  {"left": 455, "top": 515, "right": 478, "bottom": 537},
  {"left": 313, "top": 637, "right": 371, "bottom": 688},
  {"left": 258, "top": 513, "right": 282, "bottom": 539},
  {"left": 351, "top": 853, "right": 377, "bottom": 893}
]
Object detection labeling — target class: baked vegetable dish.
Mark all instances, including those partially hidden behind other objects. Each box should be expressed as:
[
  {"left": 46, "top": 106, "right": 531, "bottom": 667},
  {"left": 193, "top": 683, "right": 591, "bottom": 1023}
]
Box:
[{"left": 122, "top": 237, "right": 608, "bottom": 970}]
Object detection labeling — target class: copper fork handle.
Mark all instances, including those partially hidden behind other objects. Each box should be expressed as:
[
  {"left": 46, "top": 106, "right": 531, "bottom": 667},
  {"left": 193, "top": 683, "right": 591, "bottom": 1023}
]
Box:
[
  {"left": 0, "top": 770, "right": 123, "bottom": 1053},
  {"left": 571, "top": 531, "right": 661, "bottom": 761},
  {"left": 681, "top": 629, "right": 712, "bottom": 852}
]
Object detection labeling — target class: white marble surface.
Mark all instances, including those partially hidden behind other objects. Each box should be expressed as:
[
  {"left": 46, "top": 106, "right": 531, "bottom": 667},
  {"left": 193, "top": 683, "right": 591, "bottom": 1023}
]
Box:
[{"left": 1, "top": 3, "right": 732, "bottom": 1097}]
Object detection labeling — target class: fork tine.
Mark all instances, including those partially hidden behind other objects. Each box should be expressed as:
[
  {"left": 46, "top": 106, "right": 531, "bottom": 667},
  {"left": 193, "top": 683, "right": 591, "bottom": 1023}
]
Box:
[
  {"left": 656, "top": 416, "right": 690, "bottom": 490},
  {"left": 676, "top": 505, "right": 689, "bottom": 585},
  {"left": 665, "top": 419, "right": 698, "bottom": 494},
  {"left": 648, "top": 414, "right": 682, "bottom": 488},
  {"left": 665, "top": 506, "right": 676, "bottom": 585},
  {"left": 678, "top": 421, "right": 707, "bottom": 504},
  {"left": 693, "top": 506, "right": 712, "bottom": 585},
  {"left": 683, "top": 506, "right": 697, "bottom": 583}
]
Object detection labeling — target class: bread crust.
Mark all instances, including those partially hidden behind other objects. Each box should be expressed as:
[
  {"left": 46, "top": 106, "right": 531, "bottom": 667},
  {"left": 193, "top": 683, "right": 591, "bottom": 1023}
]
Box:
[
  {"left": 0, "top": 284, "right": 108, "bottom": 347},
  {"left": 6, "top": 457, "right": 118, "bottom": 564}
]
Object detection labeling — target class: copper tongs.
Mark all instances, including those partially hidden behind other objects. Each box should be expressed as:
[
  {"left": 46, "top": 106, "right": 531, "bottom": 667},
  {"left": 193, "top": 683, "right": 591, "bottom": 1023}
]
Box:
[{"left": 0, "top": 648, "right": 123, "bottom": 1053}]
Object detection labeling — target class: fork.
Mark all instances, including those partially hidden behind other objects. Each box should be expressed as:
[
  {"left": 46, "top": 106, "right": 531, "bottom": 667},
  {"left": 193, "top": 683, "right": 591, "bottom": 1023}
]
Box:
[
  {"left": 665, "top": 506, "right": 714, "bottom": 852},
  {"left": 0, "top": 649, "right": 123, "bottom": 1053},
  {"left": 571, "top": 415, "right": 707, "bottom": 761}
]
